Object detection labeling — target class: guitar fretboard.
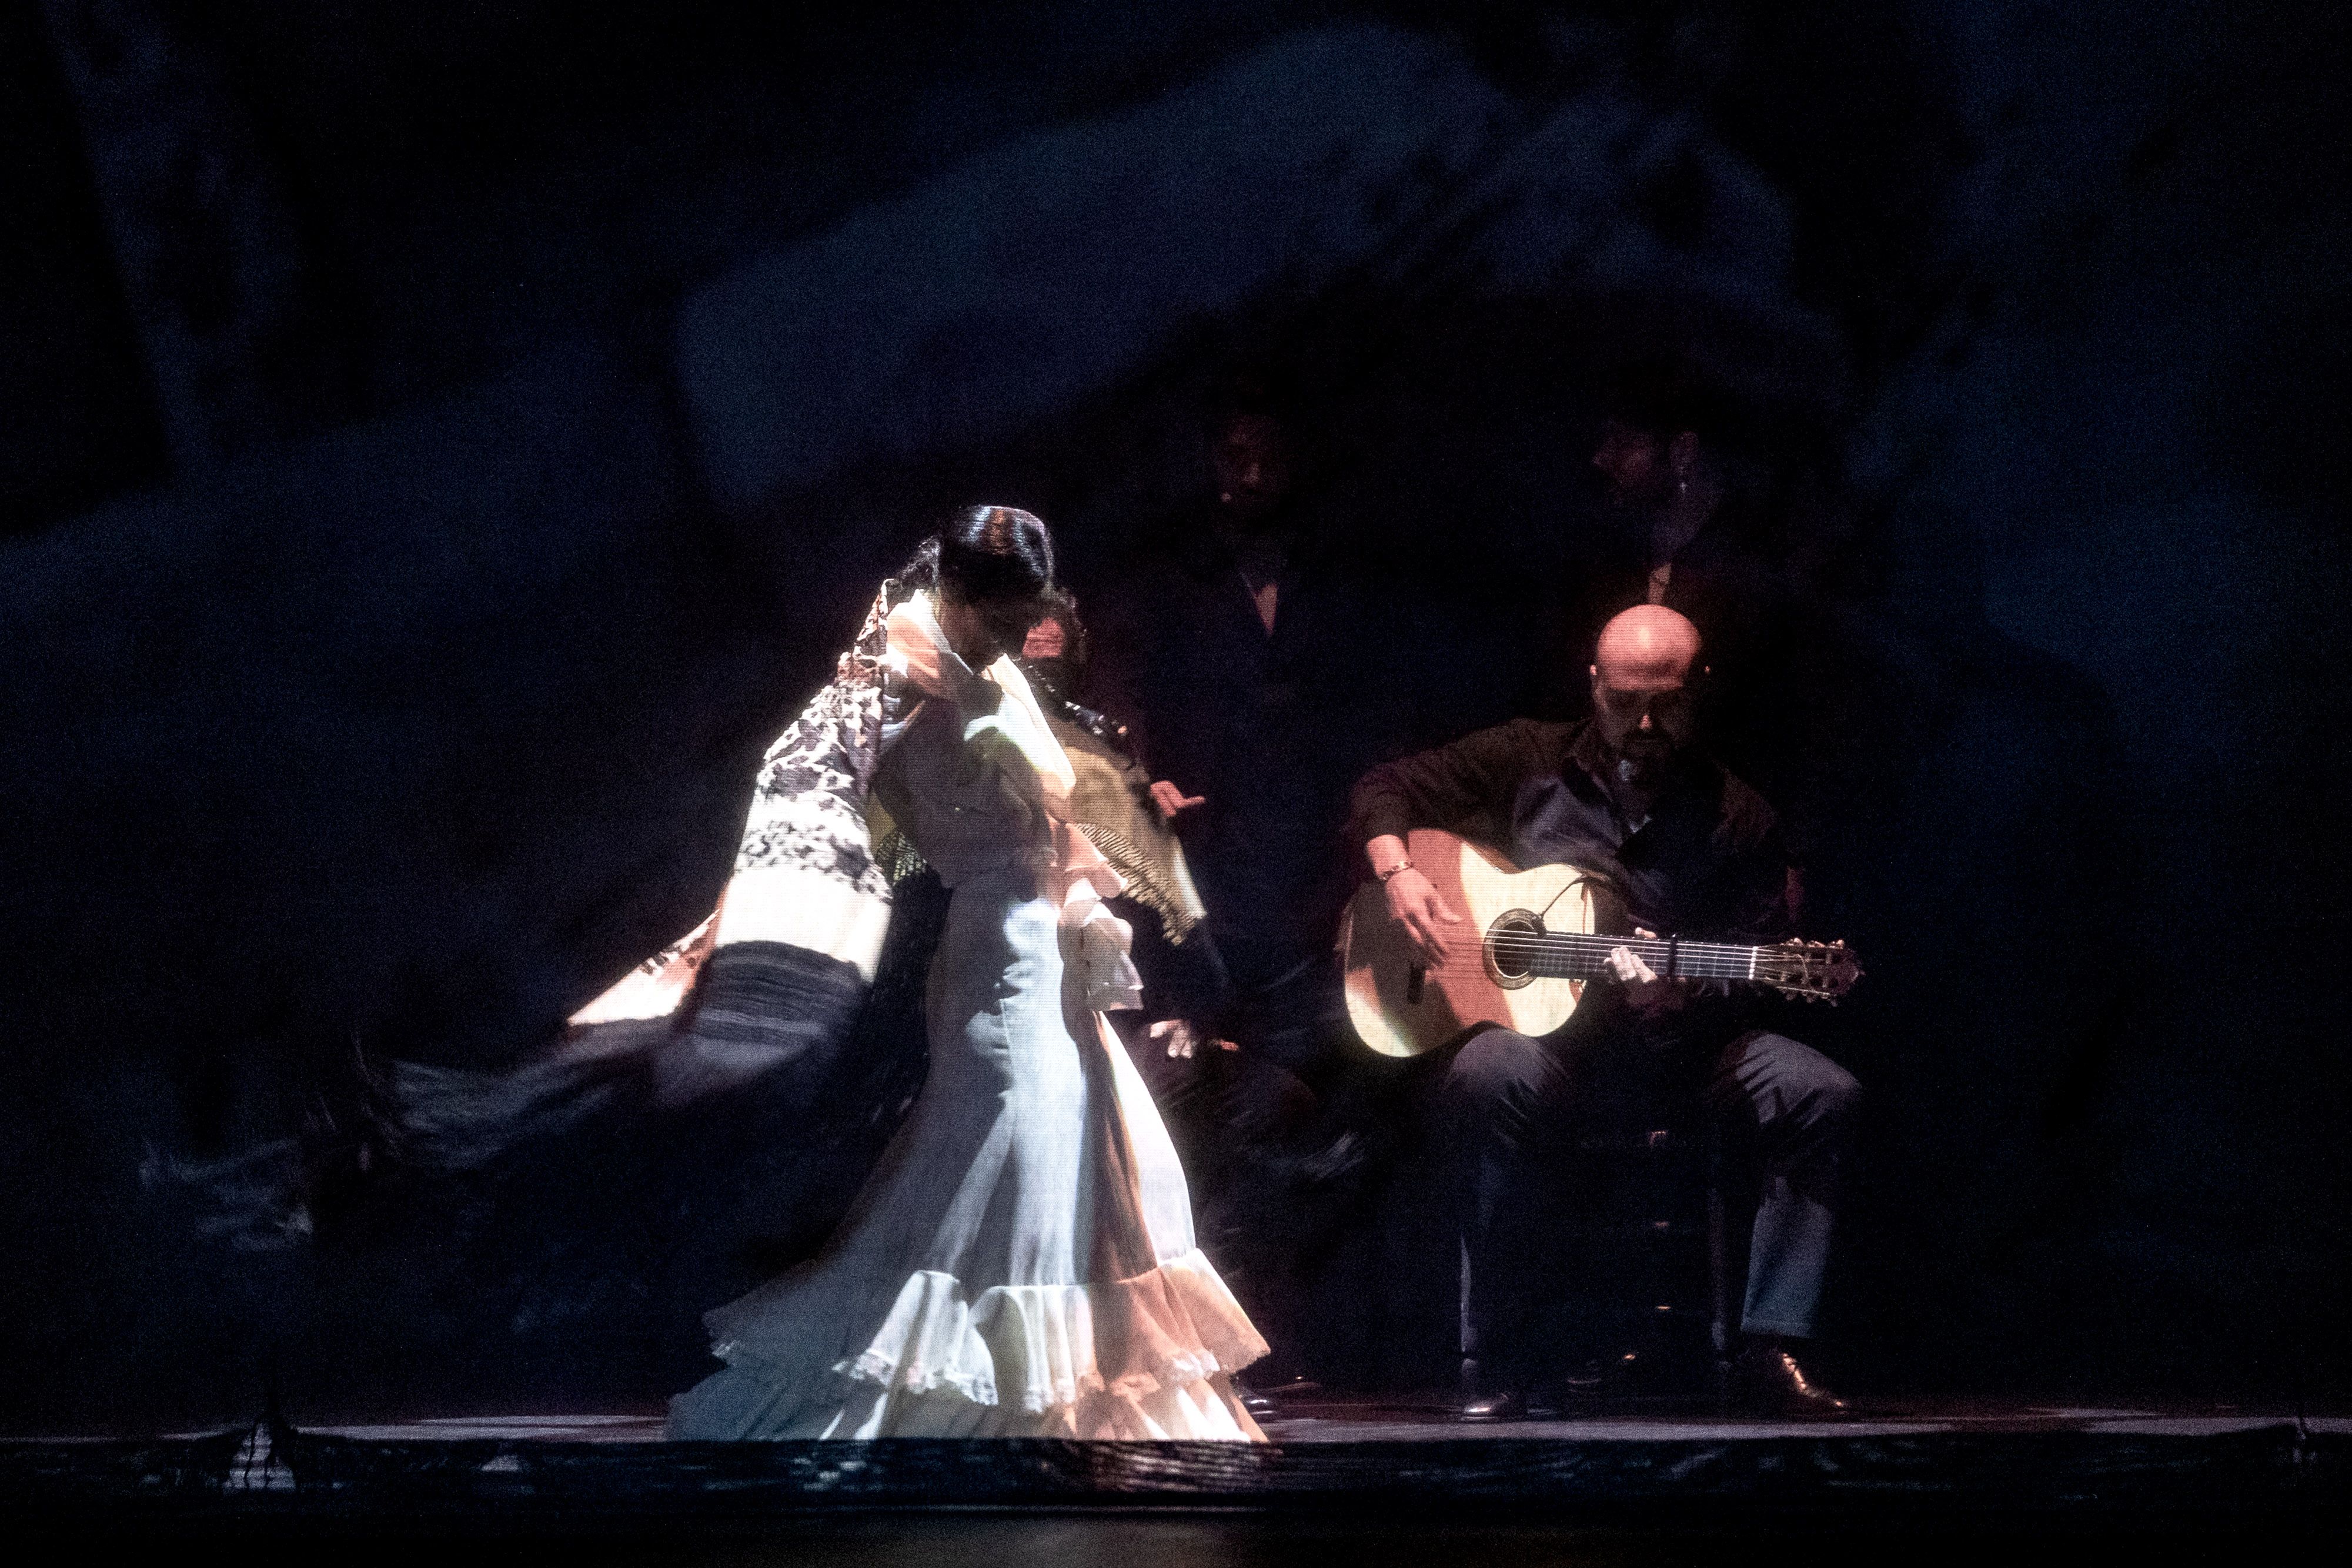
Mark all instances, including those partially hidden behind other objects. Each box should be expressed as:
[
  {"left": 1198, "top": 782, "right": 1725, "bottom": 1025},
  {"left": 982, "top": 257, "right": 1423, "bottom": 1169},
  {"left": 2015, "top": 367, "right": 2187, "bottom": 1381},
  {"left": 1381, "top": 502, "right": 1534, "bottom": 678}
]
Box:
[{"left": 1486, "top": 930, "right": 1761, "bottom": 982}]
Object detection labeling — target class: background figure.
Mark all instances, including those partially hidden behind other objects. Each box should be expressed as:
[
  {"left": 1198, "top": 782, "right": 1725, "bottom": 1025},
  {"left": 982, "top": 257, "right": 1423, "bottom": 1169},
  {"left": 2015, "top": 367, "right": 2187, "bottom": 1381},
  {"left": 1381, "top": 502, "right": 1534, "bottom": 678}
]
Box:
[
  {"left": 1534, "top": 367, "right": 1850, "bottom": 857},
  {"left": 1084, "top": 376, "right": 1424, "bottom": 1380},
  {"left": 1088, "top": 378, "right": 1421, "bottom": 1077}
]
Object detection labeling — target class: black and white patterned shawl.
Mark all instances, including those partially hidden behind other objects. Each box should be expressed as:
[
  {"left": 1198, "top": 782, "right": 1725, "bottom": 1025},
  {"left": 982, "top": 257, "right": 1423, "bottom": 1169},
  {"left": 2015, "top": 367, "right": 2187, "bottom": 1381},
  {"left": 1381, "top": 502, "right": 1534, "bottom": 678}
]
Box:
[
  {"left": 570, "top": 583, "right": 906, "bottom": 1028},
  {"left": 395, "top": 584, "right": 916, "bottom": 1169}
]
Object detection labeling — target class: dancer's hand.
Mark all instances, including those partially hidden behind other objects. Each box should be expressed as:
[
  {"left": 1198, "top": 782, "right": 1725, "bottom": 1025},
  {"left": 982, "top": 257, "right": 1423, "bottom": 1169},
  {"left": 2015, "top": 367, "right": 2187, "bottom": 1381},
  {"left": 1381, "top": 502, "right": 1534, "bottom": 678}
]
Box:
[{"left": 1149, "top": 780, "right": 1204, "bottom": 820}]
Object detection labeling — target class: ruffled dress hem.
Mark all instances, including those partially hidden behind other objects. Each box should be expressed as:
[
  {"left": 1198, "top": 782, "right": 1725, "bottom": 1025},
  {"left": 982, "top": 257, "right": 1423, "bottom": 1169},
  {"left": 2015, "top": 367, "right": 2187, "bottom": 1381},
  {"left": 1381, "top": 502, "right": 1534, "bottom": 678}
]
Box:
[{"left": 668, "top": 1247, "right": 1269, "bottom": 1440}]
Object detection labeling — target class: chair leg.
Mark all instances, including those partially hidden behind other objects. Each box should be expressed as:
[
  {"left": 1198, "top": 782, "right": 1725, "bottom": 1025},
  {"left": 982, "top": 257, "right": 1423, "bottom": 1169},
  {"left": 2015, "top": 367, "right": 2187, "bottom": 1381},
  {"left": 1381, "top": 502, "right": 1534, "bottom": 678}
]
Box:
[
  {"left": 1707, "top": 1183, "right": 1734, "bottom": 1359},
  {"left": 1458, "top": 1233, "right": 1474, "bottom": 1360},
  {"left": 1706, "top": 1133, "right": 1737, "bottom": 1409}
]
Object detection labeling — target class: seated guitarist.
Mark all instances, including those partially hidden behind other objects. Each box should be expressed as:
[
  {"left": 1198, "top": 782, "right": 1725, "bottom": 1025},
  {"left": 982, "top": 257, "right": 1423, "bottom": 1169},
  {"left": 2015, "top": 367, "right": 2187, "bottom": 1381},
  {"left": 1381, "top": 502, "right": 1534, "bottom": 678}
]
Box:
[{"left": 1349, "top": 604, "right": 1858, "bottom": 1420}]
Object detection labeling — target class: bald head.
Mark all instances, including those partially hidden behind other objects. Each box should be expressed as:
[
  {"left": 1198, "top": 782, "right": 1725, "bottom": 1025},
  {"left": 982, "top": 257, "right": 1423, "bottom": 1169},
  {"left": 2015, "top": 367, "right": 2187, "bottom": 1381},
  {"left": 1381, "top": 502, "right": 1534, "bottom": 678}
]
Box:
[
  {"left": 1589, "top": 605, "right": 1703, "bottom": 762},
  {"left": 1593, "top": 604, "right": 1702, "bottom": 685}
]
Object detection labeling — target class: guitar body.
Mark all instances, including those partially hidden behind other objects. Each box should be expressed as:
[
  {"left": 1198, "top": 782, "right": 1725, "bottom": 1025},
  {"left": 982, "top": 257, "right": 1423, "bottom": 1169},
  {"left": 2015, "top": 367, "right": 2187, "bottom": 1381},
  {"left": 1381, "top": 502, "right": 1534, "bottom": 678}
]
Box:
[{"left": 1339, "top": 828, "right": 1603, "bottom": 1059}]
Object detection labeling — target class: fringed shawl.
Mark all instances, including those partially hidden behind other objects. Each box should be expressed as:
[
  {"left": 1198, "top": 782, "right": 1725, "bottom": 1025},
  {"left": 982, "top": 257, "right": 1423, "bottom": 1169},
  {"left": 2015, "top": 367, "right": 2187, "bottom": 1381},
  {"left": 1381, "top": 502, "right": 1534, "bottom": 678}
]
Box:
[
  {"left": 569, "top": 584, "right": 904, "bottom": 1028},
  {"left": 570, "top": 581, "right": 1138, "bottom": 1030},
  {"left": 1047, "top": 717, "right": 1208, "bottom": 947},
  {"left": 393, "top": 580, "right": 1142, "bottom": 1172}
]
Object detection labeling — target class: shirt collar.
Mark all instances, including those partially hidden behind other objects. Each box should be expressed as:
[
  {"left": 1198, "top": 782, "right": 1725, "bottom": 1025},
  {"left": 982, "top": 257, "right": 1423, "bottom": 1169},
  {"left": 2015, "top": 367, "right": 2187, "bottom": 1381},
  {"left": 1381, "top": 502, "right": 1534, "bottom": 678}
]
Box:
[
  {"left": 1564, "top": 720, "right": 1717, "bottom": 812},
  {"left": 1565, "top": 718, "right": 1613, "bottom": 781}
]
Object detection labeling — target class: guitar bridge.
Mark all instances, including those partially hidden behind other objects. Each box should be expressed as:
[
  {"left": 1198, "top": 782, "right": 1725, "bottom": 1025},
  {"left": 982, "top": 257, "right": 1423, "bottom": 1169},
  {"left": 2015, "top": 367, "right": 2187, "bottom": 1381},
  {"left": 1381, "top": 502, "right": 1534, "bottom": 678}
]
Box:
[{"left": 1405, "top": 965, "right": 1426, "bottom": 1005}]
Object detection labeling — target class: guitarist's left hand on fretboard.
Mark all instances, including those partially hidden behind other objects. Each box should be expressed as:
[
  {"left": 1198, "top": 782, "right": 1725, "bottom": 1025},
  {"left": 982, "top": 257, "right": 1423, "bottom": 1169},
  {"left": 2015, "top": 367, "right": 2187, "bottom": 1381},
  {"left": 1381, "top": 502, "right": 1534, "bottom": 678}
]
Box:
[{"left": 1608, "top": 927, "right": 1691, "bottom": 1015}]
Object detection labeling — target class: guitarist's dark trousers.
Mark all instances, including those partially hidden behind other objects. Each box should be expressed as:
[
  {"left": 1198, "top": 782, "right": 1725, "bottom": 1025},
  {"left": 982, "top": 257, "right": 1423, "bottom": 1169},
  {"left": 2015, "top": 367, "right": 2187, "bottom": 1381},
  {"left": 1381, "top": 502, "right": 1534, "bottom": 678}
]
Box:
[{"left": 1441, "top": 1005, "right": 1859, "bottom": 1381}]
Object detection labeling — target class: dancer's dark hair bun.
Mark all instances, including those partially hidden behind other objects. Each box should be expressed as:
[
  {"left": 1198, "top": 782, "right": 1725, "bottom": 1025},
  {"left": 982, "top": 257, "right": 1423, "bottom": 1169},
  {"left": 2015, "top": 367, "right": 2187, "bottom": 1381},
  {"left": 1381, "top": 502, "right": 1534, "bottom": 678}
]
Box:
[
  {"left": 893, "top": 506, "right": 1055, "bottom": 608},
  {"left": 938, "top": 505, "right": 1054, "bottom": 605}
]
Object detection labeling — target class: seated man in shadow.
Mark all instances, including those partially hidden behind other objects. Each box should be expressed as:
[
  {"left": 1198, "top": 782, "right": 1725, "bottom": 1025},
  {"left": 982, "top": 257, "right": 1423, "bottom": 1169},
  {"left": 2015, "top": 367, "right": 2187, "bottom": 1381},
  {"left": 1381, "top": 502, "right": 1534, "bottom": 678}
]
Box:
[{"left": 1350, "top": 605, "right": 1860, "bottom": 1420}]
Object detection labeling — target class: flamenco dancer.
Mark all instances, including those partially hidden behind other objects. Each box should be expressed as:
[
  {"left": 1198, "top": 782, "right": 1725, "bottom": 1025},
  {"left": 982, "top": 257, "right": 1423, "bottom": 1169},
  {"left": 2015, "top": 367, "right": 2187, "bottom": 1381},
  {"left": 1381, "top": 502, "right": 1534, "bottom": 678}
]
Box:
[{"left": 639, "top": 506, "right": 1267, "bottom": 1439}]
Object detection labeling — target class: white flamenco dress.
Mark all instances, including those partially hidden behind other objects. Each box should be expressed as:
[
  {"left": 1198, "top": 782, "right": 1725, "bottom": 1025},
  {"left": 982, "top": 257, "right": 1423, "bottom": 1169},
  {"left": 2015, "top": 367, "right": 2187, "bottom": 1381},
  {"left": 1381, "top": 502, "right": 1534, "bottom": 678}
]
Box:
[{"left": 667, "top": 595, "right": 1268, "bottom": 1440}]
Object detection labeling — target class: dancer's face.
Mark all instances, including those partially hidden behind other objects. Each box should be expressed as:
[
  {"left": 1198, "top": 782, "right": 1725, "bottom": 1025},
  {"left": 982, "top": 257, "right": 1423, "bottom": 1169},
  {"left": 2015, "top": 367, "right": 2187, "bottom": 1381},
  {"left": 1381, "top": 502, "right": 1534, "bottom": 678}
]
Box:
[{"left": 937, "top": 593, "right": 1043, "bottom": 667}]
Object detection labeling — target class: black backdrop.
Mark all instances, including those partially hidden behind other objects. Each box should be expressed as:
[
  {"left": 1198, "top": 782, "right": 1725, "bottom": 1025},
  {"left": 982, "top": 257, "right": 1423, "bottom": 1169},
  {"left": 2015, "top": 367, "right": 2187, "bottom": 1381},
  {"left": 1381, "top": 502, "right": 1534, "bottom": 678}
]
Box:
[{"left": 2, "top": 0, "right": 2347, "bottom": 1431}]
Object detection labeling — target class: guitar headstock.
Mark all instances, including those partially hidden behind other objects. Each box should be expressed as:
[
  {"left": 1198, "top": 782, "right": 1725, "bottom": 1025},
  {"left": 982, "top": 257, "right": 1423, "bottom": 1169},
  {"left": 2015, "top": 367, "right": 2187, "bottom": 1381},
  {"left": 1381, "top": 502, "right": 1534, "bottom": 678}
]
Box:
[{"left": 1755, "top": 938, "right": 1862, "bottom": 1003}]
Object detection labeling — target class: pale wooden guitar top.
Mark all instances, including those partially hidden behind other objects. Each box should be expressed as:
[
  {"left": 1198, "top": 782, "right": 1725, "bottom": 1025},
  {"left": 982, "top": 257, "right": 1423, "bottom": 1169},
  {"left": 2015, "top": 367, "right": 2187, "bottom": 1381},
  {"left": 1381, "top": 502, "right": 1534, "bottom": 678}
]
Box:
[
  {"left": 1338, "top": 828, "right": 1859, "bottom": 1058},
  {"left": 1339, "top": 828, "right": 1598, "bottom": 1058}
]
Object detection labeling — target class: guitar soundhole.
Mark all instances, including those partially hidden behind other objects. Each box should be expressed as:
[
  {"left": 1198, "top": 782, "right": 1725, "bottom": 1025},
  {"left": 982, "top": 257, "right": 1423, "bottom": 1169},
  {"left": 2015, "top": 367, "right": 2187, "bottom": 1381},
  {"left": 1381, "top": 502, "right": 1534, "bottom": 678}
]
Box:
[{"left": 1485, "top": 912, "right": 1541, "bottom": 989}]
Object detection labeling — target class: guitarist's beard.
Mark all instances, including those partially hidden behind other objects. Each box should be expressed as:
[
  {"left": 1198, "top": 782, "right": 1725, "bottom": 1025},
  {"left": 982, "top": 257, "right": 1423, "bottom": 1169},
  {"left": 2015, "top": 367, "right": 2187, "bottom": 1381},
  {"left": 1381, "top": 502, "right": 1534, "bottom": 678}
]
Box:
[
  {"left": 1607, "top": 732, "right": 1690, "bottom": 799},
  {"left": 1615, "top": 724, "right": 1669, "bottom": 764},
  {"left": 1613, "top": 754, "right": 1663, "bottom": 802}
]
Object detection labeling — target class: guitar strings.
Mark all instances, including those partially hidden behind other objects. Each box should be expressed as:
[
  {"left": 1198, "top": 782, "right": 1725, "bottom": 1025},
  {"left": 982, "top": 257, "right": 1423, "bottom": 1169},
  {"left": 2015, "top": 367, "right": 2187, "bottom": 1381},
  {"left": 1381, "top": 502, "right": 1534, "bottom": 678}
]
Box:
[
  {"left": 1398, "top": 928, "right": 1846, "bottom": 958},
  {"left": 1402, "top": 950, "right": 1769, "bottom": 978},
  {"left": 1482, "top": 933, "right": 1840, "bottom": 961},
  {"left": 1408, "top": 930, "right": 1846, "bottom": 983},
  {"left": 1479, "top": 931, "right": 1820, "bottom": 951},
  {"left": 1395, "top": 956, "right": 1799, "bottom": 979},
  {"left": 1484, "top": 937, "right": 1770, "bottom": 966}
]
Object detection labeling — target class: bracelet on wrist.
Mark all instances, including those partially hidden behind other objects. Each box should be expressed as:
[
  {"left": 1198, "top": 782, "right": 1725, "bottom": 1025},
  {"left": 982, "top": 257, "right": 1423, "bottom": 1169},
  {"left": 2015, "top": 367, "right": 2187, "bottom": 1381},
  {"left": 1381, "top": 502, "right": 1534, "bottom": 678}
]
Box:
[{"left": 1376, "top": 858, "right": 1415, "bottom": 884}]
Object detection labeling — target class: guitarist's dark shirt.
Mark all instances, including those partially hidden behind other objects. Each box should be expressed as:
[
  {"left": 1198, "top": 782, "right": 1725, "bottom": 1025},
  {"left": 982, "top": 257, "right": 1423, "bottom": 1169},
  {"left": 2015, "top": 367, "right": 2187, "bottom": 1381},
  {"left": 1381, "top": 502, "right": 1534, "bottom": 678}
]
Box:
[{"left": 1348, "top": 717, "right": 1793, "bottom": 945}]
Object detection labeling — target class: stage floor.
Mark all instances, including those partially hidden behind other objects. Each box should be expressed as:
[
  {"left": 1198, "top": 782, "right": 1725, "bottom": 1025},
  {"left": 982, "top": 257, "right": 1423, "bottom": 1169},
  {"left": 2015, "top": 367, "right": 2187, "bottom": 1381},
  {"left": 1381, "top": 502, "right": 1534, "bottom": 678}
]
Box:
[
  {"left": 11, "top": 1393, "right": 2346, "bottom": 1536},
  {"left": 285, "top": 1392, "right": 2351, "bottom": 1445}
]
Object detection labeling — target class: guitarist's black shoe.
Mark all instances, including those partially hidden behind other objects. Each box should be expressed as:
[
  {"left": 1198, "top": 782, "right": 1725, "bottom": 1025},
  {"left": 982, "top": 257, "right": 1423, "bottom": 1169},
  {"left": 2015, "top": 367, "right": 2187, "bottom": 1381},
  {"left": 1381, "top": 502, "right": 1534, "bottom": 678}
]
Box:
[
  {"left": 1237, "top": 1374, "right": 1321, "bottom": 1420},
  {"left": 1735, "top": 1341, "right": 1850, "bottom": 1419},
  {"left": 1456, "top": 1356, "right": 1531, "bottom": 1422},
  {"left": 1449, "top": 1363, "right": 1543, "bottom": 1429},
  {"left": 1458, "top": 1388, "right": 1529, "bottom": 1423}
]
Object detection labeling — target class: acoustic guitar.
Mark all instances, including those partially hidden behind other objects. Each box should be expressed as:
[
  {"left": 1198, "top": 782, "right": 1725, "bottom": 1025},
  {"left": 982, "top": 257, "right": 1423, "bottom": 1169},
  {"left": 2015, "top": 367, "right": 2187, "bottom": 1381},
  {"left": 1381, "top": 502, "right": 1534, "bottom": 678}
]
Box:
[{"left": 1338, "top": 828, "right": 1861, "bottom": 1058}]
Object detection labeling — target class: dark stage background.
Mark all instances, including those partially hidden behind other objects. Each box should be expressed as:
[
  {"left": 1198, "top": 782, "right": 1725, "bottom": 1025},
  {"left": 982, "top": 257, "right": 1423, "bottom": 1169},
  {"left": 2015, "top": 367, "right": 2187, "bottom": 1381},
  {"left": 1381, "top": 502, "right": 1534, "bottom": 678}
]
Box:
[{"left": 2, "top": 0, "right": 2346, "bottom": 1432}]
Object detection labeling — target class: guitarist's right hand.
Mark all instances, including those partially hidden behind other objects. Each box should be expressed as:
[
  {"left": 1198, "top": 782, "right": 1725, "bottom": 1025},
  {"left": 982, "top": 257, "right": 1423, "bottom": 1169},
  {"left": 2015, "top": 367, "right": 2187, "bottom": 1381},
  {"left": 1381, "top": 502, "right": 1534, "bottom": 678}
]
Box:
[{"left": 1385, "top": 868, "right": 1464, "bottom": 964}]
